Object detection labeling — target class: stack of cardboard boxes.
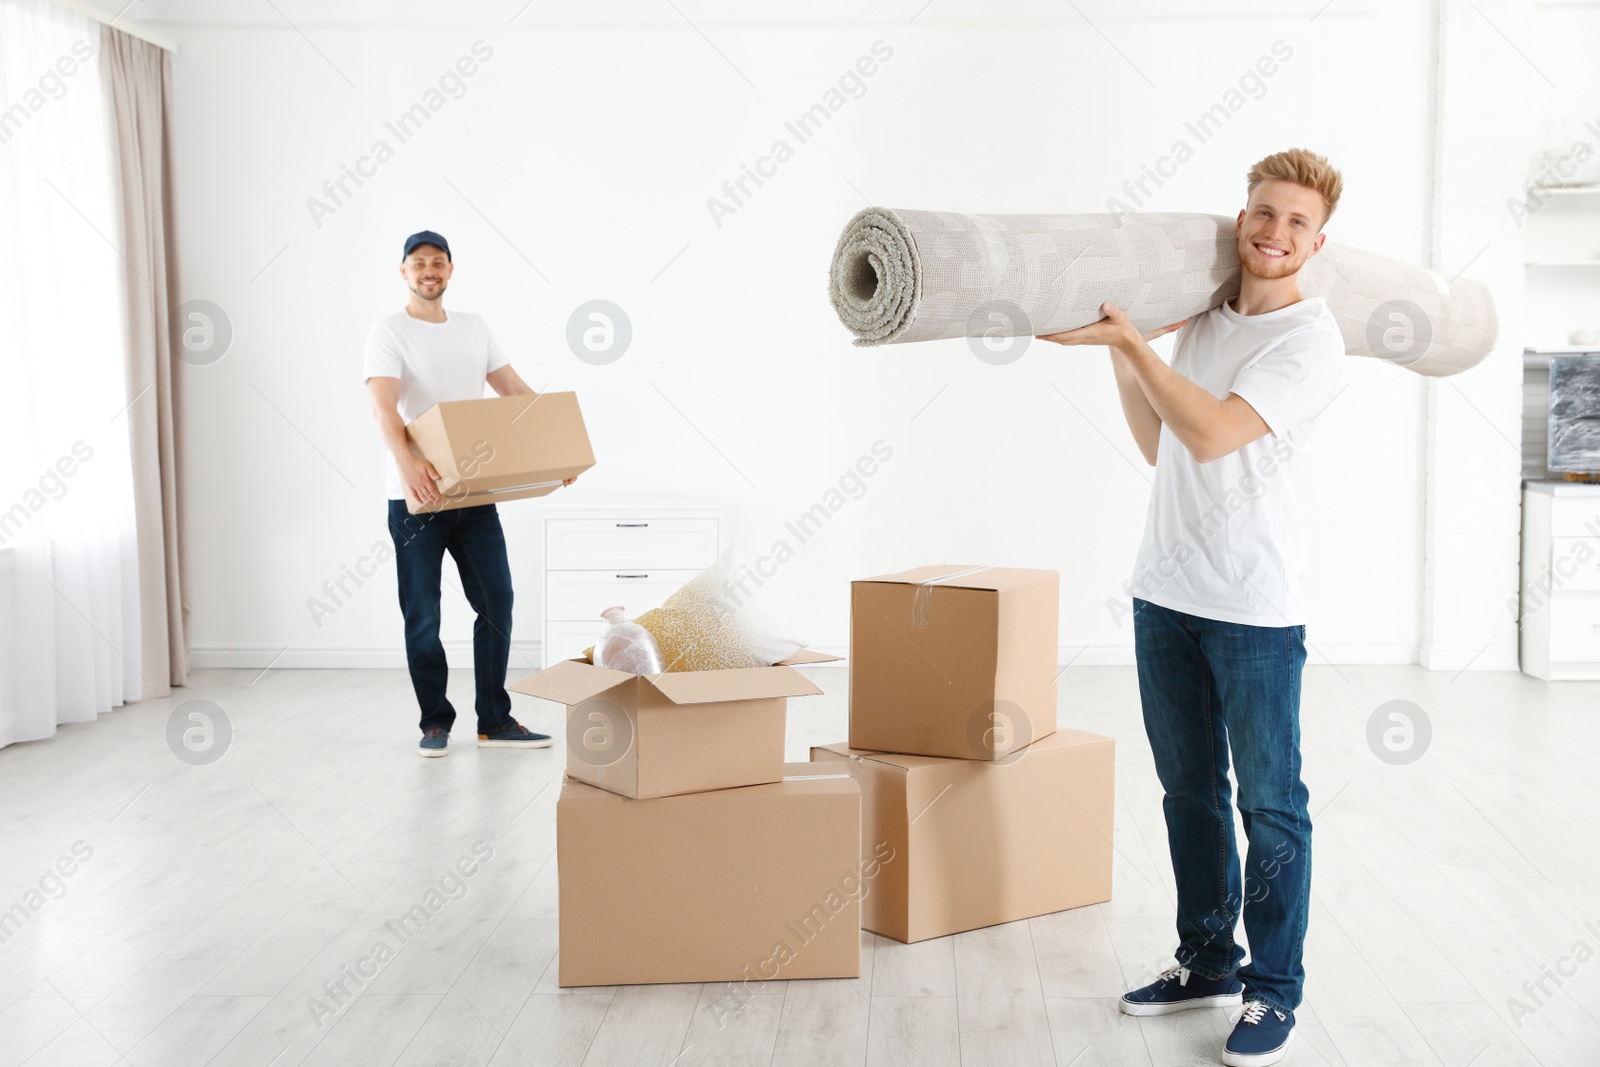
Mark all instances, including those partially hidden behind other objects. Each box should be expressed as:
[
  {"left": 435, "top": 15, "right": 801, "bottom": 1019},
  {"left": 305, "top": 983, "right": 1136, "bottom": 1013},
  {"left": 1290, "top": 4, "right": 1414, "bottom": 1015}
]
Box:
[
  {"left": 811, "top": 566, "right": 1115, "bottom": 943},
  {"left": 510, "top": 649, "right": 868, "bottom": 987},
  {"left": 510, "top": 563, "right": 1116, "bottom": 984}
]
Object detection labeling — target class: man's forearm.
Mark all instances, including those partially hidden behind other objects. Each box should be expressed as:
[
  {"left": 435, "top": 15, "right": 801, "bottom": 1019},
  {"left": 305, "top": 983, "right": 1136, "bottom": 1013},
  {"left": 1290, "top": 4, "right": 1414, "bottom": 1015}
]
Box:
[
  {"left": 374, "top": 405, "right": 414, "bottom": 466},
  {"left": 1115, "top": 339, "right": 1228, "bottom": 461},
  {"left": 1110, "top": 350, "right": 1163, "bottom": 465},
  {"left": 486, "top": 365, "right": 536, "bottom": 396}
]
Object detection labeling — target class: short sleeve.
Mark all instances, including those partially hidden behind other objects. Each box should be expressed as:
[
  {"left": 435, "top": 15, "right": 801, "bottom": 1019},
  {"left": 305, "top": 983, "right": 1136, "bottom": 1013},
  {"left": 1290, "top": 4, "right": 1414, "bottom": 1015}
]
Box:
[
  {"left": 1165, "top": 316, "right": 1199, "bottom": 373},
  {"left": 1172, "top": 317, "right": 1196, "bottom": 349},
  {"left": 485, "top": 321, "right": 509, "bottom": 373},
  {"left": 363, "top": 321, "right": 403, "bottom": 381},
  {"left": 1228, "top": 324, "right": 1343, "bottom": 437}
]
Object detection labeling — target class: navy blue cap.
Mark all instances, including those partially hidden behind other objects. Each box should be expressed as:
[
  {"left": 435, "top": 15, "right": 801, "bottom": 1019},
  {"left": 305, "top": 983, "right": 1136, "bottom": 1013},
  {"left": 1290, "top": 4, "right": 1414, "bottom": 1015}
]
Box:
[{"left": 402, "top": 230, "right": 450, "bottom": 261}]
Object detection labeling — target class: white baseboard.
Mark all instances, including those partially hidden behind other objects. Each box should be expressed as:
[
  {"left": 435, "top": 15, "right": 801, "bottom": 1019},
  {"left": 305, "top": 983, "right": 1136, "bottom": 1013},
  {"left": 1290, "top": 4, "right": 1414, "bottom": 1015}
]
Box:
[
  {"left": 1055, "top": 644, "right": 1432, "bottom": 668},
  {"left": 189, "top": 641, "right": 544, "bottom": 671},
  {"left": 1303, "top": 644, "right": 1428, "bottom": 667},
  {"left": 188, "top": 641, "right": 1509, "bottom": 671},
  {"left": 1418, "top": 644, "right": 1521, "bottom": 672}
]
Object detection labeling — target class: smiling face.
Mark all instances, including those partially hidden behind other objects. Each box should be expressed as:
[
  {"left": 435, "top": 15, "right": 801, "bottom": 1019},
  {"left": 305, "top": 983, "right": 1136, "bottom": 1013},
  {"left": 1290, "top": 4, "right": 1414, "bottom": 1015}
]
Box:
[
  {"left": 401, "top": 245, "right": 452, "bottom": 301},
  {"left": 1236, "top": 179, "right": 1327, "bottom": 281}
]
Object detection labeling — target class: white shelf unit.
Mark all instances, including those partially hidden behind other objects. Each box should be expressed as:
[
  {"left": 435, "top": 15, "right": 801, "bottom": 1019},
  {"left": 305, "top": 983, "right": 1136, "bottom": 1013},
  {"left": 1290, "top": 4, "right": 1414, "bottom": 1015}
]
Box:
[
  {"left": 540, "top": 500, "right": 725, "bottom": 667},
  {"left": 1519, "top": 482, "right": 1600, "bottom": 680},
  {"left": 1520, "top": 178, "right": 1600, "bottom": 479},
  {"left": 1522, "top": 182, "right": 1600, "bottom": 353}
]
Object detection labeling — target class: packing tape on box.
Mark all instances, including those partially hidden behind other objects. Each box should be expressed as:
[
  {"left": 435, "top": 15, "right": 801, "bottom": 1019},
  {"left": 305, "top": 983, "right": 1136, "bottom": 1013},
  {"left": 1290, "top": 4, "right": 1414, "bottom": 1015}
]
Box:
[{"left": 911, "top": 565, "right": 991, "bottom": 627}]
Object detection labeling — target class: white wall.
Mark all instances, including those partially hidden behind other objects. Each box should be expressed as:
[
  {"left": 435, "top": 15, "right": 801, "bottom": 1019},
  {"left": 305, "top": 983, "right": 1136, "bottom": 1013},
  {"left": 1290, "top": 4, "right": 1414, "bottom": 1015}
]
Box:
[{"left": 156, "top": 2, "right": 1446, "bottom": 667}]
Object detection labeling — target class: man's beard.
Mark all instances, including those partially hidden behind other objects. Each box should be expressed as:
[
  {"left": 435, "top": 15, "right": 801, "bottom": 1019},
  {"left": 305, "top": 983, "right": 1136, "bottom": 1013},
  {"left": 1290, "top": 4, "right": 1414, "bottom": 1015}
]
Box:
[
  {"left": 410, "top": 281, "right": 446, "bottom": 301},
  {"left": 1238, "top": 238, "right": 1306, "bottom": 281}
]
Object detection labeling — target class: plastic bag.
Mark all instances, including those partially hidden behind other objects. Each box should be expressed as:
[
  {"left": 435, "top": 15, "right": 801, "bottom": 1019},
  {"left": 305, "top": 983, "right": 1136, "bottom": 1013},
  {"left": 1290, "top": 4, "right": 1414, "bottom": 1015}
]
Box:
[{"left": 592, "top": 606, "right": 665, "bottom": 675}]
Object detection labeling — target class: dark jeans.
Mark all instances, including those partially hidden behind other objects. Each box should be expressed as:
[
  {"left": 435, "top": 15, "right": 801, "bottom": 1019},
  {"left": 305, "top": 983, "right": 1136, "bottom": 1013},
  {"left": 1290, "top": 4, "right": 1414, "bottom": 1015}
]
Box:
[
  {"left": 387, "top": 499, "right": 515, "bottom": 736},
  {"left": 1132, "top": 597, "right": 1312, "bottom": 1014}
]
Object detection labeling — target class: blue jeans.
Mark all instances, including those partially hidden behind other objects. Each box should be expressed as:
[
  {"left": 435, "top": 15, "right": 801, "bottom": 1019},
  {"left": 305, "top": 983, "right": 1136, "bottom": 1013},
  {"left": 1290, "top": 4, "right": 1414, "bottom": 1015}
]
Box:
[
  {"left": 387, "top": 499, "right": 515, "bottom": 736},
  {"left": 1132, "top": 597, "right": 1312, "bottom": 1014}
]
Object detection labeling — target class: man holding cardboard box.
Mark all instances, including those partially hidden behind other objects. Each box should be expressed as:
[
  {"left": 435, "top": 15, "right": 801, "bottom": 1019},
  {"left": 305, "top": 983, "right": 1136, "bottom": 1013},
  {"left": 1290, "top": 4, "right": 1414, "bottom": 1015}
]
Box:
[
  {"left": 365, "top": 230, "right": 575, "bottom": 758},
  {"left": 1041, "top": 149, "right": 1344, "bottom": 1066}
]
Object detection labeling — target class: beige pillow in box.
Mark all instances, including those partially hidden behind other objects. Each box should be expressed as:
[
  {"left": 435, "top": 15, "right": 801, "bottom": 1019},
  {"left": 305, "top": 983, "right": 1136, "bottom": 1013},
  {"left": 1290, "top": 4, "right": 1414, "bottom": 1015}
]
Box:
[{"left": 585, "top": 547, "right": 804, "bottom": 671}]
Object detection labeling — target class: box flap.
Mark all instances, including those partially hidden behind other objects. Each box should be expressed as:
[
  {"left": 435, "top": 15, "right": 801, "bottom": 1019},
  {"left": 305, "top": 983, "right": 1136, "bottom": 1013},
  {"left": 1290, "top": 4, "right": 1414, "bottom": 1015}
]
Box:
[
  {"left": 858, "top": 565, "right": 984, "bottom": 586},
  {"left": 855, "top": 565, "right": 1054, "bottom": 592},
  {"left": 775, "top": 647, "right": 844, "bottom": 666},
  {"left": 810, "top": 742, "right": 856, "bottom": 763},
  {"left": 648, "top": 664, "right": 822, "bottom": 704},
  {"left": 559, "top": 778, "right": 625, "bottom": 803},
  {"left": 810, "top": 741, "right": 949, "bottom": 772},
  {"left": 783, "top": 760, "right": 851, "bottom": 781},
  {"left": 814, "top": 730, "right": 1110, "bottom": 770},
  {"left": 564, "top": 765, "right": 852, "bottom": 799},
  {"left": 508, "top": 659, "right": 635, "bottom": 705}
]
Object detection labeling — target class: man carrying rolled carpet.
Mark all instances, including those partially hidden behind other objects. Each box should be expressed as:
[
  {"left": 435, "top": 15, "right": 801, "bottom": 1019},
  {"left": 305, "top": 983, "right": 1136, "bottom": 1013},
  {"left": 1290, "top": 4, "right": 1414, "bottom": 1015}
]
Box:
[{"left": 1041, "top": 147, "right": 1344, "bottom": 1067}]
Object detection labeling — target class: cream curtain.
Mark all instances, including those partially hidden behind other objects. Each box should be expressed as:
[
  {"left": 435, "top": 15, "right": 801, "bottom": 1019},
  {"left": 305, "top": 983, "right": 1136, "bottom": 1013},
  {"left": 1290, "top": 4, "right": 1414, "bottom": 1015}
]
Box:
[
  {"left": 0, "top": 0, "right": 186, "bottom": 748},
  {"left": 0, "top": 0, "right": 144, "bottom": 746},
  {"left": 101, "top": 20, "right": 189, "bottom": 697}
]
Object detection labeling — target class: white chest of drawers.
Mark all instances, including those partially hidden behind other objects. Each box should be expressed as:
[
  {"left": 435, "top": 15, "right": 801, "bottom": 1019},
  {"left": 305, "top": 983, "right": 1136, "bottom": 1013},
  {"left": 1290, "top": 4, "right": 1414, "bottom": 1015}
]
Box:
[
  {"left": 541, "top": 500, "right": 725, "bottom": 667},
  {"left": 1519, "top": 482, "right": 1600, "bottom": 680}
]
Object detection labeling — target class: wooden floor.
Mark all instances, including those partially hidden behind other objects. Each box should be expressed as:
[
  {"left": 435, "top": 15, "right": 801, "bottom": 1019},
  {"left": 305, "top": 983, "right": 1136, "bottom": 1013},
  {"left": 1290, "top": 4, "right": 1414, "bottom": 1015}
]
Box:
[{"left": 1, "top": 663, "right": 1598, "bottom": 1066}]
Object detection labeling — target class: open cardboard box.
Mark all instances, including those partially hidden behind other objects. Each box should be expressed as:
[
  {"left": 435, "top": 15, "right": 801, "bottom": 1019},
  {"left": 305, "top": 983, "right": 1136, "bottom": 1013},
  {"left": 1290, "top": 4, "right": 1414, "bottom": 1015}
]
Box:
[
  {"left": 509, "top": 648, "right": 842, "bottom": 799},
  {"left": 812, "top": 728, "right": 1113, "bottom": 943},
  {"left": 850, "top": 565, "right": 1060, "bottom": 760},
  {"left": 404, "top": 393, "right": 595, "bottom": 514},
  {"left": 557, "top": 762, "right": 862, "bottom": 987}
]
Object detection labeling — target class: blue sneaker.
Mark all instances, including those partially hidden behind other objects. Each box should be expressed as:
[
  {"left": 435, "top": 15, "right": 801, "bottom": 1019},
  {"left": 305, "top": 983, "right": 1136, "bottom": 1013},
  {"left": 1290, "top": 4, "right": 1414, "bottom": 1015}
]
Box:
[
  {"left": 1223, "top": 999, "right": 1296, "bottom": 1066},
  {"left": 418, "top": 727, "right": 449, "bottom": 758},
  {"left": 477, "top": 719, "right": 553, "bottom": 749},
  {"left": 1120, "top": 964, "right": 1244, "bottom": 1016}
]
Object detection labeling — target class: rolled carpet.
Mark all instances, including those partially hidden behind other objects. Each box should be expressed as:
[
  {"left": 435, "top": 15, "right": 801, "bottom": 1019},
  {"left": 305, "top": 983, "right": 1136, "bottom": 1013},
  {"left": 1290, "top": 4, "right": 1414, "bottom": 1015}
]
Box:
[{"left": 827, "top": 207, "right": 1497, "bottom": 377}]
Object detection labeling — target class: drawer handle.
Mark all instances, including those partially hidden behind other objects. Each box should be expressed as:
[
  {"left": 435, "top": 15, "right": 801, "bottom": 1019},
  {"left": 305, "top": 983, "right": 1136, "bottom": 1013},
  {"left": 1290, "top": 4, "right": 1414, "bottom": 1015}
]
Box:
[
  {"left": 616, "top": 573, "right": 650, "bottom": 579},
  {"left": 615, "top": 522, "right": 649, "bottom": 528}
]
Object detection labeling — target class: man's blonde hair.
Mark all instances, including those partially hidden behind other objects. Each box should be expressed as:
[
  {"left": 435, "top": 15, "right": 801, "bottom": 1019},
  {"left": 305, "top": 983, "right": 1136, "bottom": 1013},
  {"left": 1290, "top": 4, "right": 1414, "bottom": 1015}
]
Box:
[{"left": 1246, "top": 148, "right": 1342, "bottom": 229}]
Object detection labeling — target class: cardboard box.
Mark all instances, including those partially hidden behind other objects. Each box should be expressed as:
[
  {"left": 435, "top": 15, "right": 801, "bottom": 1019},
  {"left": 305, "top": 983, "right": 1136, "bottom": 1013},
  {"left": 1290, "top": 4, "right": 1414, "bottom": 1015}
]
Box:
[
  {"left": 508, "top": 648, "right": 841, "bottom": 799},
  {"left": 811, "top": 728, "right": 1113, "bottom": 943},
  {"left": 557, "top": 762, "right": 863, "bottom": 987},
  {"left": 850, "top": 565, "right": 1059, "bottom": 760},
  {"left": 404, "top": 393, "right": 595, "bottom": 514}
]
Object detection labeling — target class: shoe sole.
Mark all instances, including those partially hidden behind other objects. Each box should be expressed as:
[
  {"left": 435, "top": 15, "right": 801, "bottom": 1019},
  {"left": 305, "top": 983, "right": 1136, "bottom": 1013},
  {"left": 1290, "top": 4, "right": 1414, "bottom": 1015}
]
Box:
[
  {"left": 1120, "top": 991, "right": 1244, "bottom": 1016},
  {"left": 418, "top": 747, "right": 448, "bottom": 758},
  {"left": 477, "top": 737, "right": 554, "bottom": 749},
  {"left": 1222, "top": 1027, "right": 1295, "bottom": 1066}
]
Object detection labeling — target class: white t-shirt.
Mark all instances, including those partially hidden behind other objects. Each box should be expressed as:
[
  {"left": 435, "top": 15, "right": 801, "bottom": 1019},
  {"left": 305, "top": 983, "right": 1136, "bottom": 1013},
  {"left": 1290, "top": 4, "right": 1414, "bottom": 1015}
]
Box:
[
  {"left": 362, "top": 309, "right": 509, "bottom": 499},
  {"left": 1127, "top": 296, "right": 1343, "bottom": 627}
]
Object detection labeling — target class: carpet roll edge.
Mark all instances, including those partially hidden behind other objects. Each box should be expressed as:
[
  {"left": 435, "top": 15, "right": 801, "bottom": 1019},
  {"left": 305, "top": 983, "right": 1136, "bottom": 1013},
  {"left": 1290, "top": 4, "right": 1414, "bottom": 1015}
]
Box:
[{"left": 828, "top": 206, "right": 922, "bottom": 347}]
